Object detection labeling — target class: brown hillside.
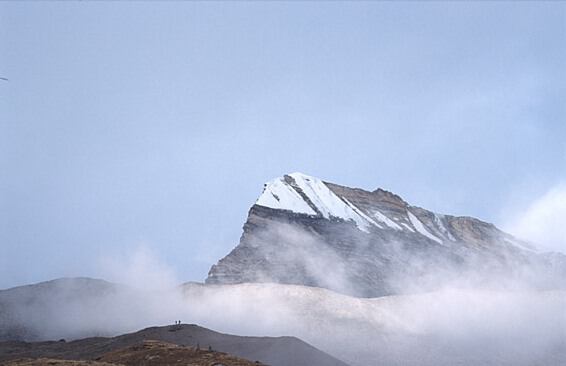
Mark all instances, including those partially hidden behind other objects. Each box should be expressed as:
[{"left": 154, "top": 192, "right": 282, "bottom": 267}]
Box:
[{"left": 3, "top": 340, "right": 266, "bottom": 366}]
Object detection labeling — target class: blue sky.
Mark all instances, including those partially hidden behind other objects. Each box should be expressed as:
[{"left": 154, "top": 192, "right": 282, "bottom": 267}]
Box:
[{"left": 1, "top": 2, "right": 565, "bottom": 289}]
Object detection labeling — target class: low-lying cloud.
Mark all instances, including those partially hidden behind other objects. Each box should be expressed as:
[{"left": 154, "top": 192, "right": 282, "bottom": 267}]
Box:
[
  {"left": 97, "top": 245, "right": 179, "bottom": 291},
  {"left": 505, "top": 183, "right": 566, "bottom": 253}
]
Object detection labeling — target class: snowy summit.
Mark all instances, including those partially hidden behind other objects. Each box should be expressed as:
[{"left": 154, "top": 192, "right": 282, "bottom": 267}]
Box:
[
  {"left": 207, "top": 172, "right": 549, "bottom": 297},
  {"left": 256, "top": 172, "right": 441, "bottom": 239}
]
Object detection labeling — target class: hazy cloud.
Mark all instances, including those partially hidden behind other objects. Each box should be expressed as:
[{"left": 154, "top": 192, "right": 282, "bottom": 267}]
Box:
[
  {"left": 505, "top": 183, "right": 566, "bottom": 253},
  {"left": 97, "top": 245, "right": 179, "bottom": 290}
]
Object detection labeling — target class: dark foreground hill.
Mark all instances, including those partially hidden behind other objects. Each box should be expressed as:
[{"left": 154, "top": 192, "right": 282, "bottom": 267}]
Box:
[
  {"left": 0, "top": 323, "right": 349, "bottom": 366},
  {"left": 2, "top": 340, "right": 266, "bottom": 366}
]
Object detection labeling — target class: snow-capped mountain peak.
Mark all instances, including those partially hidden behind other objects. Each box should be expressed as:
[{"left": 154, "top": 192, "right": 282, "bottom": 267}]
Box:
[
  {"left": 256, "top": 173, "right": 318, "bottom": 216},
  {"left": 207, "top": 173, "right": 549, "bottom": 297},
  {"left": 256, "top": 172, "right": 375, "bottom": 232},
  {"left": 256, "top": 172, "right": 447, "bottom": 239}
]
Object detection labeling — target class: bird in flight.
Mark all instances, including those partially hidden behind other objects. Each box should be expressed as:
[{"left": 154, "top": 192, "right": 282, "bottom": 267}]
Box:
[{"left": 0, "top": 77, "right": 8, "bottom": 81}]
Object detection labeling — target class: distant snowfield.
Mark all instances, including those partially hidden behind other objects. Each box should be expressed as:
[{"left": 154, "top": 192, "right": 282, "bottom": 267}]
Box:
[{"left": 180, "top": 283, "right": 566, "bottom": 366}]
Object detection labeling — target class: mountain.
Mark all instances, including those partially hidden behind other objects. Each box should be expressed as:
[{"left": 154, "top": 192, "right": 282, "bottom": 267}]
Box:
[
  {"left": 2, "top": 174, "right": 565, "bottom": 366},
  {"left": 206, "top": 172, "right": 566, "bottom": 297}
]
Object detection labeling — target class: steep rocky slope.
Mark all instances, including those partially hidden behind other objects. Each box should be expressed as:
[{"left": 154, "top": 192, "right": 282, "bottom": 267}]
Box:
[{"left": 207, "top": 172, "right": 566, "bottom": 297}]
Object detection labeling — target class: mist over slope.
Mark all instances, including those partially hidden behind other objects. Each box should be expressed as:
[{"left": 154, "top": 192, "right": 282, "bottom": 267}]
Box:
[
  {"left": 0, "top": 278, "right": 149, "bottom": 341},
  {"left": 182, "top": 283, "right": 566, "bottom": 366},
  {"left": 1, "top": 278, "right": 565, "bottom": 366}
]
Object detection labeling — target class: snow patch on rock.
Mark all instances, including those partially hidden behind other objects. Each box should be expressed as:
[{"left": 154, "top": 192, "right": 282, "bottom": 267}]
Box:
[
  {"left": 408, "top": 211, "right": 443, "bottom": 244},
  {"left": 434, "top": 213, "right": 456, "bottom": 241},
  {"left": 256, "top": 176, "right": 317, "bottom": 215},
  {"left": 372, "top": 210, "right": 403, "bottom": 230}
]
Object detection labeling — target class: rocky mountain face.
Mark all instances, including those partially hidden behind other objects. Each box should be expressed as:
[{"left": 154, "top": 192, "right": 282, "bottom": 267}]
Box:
[{"left": 206, "top": 173, "right": 566, "bottom": 297}]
